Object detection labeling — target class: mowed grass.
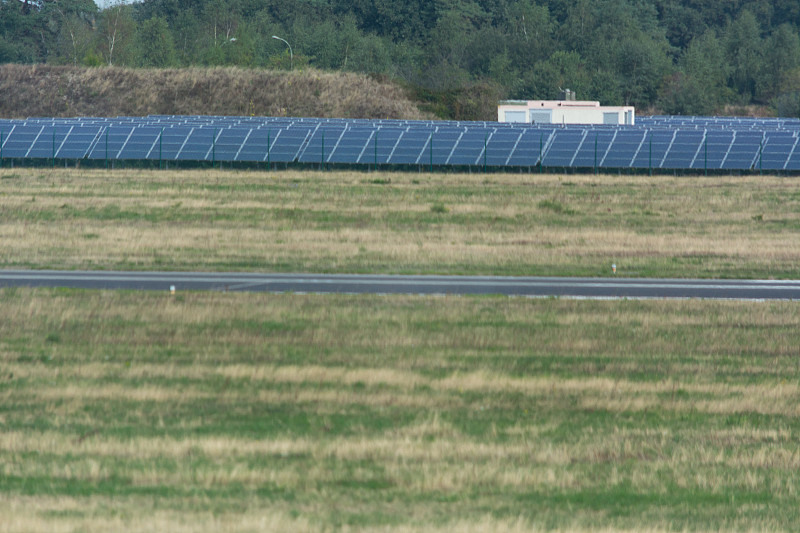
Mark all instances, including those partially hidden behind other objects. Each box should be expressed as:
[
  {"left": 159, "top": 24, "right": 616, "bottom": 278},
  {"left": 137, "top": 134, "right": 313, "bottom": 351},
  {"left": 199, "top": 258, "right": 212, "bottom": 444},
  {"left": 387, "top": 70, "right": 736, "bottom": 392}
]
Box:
[
  {"left": 1, "top": 168, "right": 799, "bottom": 277},
  {"left": 2, "top": 288, "right": 800, "bottom": 531}
]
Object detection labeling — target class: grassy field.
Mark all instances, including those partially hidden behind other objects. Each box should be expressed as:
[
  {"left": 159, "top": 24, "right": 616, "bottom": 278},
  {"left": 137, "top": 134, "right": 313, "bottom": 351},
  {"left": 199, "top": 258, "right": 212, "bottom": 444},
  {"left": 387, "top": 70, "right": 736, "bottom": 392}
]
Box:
[
  {"left": 0, "top": 64, "right": 428, "bottom": 120},
  {"left": 2, "top": 288, "right": 800, "bottom": 532},
  {"left": 0, "top": 168, "right": 799, "bottom": 278},
  {"left": 2, "top": 168, "right": 800, "bottom": 531}
]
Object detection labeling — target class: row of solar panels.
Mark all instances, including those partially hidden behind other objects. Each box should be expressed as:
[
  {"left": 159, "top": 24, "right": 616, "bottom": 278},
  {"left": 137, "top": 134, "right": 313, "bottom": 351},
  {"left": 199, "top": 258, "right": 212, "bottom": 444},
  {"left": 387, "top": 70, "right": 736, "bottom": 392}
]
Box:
[
  {"left": 10, "top": 114, "right": 800, "bottom": 133},
  {"left": 643, "top": 115, "right": 800, "bottom": 129},
  {"left": 1, "top": 116, "right": 799, "bottom": 170}
]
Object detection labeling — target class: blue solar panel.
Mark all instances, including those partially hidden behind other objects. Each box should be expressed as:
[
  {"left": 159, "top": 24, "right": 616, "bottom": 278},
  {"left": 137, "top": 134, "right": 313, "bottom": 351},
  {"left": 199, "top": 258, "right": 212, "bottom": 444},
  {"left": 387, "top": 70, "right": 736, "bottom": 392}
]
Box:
[
  {"left": 56, "top": 126, "right": 102, "bottom": 159},
  {"left": 209, "top": 127, "right": 250, "bottom": 161},
  {"left": 326, "top": 129, "right": 370, "bottom": 164},
  {"left": 2, "top": 125, "right": 43, "bottom": 158},
  {"left": 297, "top": 127, "right": 346, "bottom": 163},
  {"left": 507, "top": 129, "right": 546, "bottom": 167},
  {"left": 2, "top": 114, "right": 800, "bottom": 172},
  {"left": 87, "top": 126, "right": 134, "bottom": 159},
  {"left": 266, "top": 127, "right": 313, "bottom": 163},
  {"left": 25, "top": 126, "right": 70, "bottom": 159},
  {"left": 233, "top": 128, "right": 269, "bottom": 162},
  {"left": 691, "top": 131, "right": 732, "bottom": 170},
  {"left": 388, "top": 131, "right": 429, "bottom": 165},
  {"left": 150, "top": 126, "right": 193, "bottom": 160},
  {"left": 429, "top": 129, "right": 459, "bottom": 165},
  {"left": 601, "top": 130, "right": 646, "bottom": 167},
  {"left": 721, "top": 132, "right": 762, "bottom": 170},
  {"left": 485, "top": 130, "right": 521, "bottom": 166},
  {"left": 359, "top": 128, "right": 402, "bottom": 165},
  {"left": 571, "top": 131, "right": 615, "bottom": 168},
  {"left": 786, "top": 147, "right": 800, "bottom": 171},
  {"left": 760, "top": 132, "right": 795, "bottom": 170},
  {"left": 175, "top": 128, "right": 213, "bottom": 161},
  {"left": 662, "top": 130, "right": 704, "bottom": 168},
  {"left": 542, "top": 130, "right": 585, "bottom": 167},
  {"left": 632, "top": 131, "right": 673, "bottom": 169},
  {"left": 448, "top": 130, "right": 487, "bottom": 166}
]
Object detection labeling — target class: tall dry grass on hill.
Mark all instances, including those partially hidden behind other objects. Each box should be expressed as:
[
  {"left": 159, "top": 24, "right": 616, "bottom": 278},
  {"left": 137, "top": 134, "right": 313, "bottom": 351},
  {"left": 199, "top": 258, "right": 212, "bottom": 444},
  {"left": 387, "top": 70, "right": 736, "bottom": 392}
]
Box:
[{"left": 0, "top": 64, "right": 429, "bottom": 119}]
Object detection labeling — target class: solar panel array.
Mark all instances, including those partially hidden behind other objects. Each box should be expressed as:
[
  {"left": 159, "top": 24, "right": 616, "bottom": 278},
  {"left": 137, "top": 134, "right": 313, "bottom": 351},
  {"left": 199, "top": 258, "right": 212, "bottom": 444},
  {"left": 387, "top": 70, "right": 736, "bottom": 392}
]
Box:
[{"left": 1, "top": 114, "right": 799, "bottom": 171}]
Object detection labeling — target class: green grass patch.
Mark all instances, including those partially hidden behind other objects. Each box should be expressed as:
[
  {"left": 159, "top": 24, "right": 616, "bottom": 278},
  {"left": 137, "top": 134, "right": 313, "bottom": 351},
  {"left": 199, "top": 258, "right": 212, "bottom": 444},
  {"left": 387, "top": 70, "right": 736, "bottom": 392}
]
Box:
[
  {"left": 2, "top": 288, "right": 800, "bottom": 531},
  {"left": 537, "top": 198, "right": 576, "bottom": 215},
  {"left": 1, "top": 168, "right": 799, "bottom": 278}
]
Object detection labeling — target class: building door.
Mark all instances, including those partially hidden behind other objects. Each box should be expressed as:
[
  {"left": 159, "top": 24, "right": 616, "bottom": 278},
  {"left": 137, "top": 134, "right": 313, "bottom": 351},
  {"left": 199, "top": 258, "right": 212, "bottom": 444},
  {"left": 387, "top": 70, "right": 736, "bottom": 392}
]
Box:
[
  {"left": 624, "top": 110, "right": 634, "bottom": 125},
  {"left": 504, "top": 111, "right": 527, "bottom": 123},
  {"left": 603, "top": 112, "right": 619, "bottom": 125},
  {"left": 529, "top": 110, "right": 552, "bottom": 124}
]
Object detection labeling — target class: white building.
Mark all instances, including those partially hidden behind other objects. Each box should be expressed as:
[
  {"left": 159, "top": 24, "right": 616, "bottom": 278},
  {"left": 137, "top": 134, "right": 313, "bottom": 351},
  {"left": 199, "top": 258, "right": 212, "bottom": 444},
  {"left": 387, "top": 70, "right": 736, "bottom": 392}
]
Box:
[{"left": 498, "top": 99, "right": 635, "bottom": 126}]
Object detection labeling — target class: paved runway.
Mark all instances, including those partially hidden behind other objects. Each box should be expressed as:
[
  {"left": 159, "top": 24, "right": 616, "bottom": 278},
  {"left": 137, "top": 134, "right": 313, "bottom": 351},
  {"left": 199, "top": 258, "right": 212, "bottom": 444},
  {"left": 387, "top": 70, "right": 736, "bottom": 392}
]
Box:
[{"left": 1, "top": 270, "right": 800, "bottom": 300}]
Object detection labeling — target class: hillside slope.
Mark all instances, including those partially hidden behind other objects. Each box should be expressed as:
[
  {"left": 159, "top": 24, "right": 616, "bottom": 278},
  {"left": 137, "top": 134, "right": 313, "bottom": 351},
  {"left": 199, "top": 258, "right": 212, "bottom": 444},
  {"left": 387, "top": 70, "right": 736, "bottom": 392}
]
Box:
[{"left": 0, "top": 64, "right": 430, "bottom": 119}]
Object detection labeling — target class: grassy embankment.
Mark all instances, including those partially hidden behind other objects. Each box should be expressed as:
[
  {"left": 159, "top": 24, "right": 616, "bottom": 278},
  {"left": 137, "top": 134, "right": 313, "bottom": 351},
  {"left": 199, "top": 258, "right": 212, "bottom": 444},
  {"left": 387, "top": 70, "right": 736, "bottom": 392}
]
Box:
[
  {"left": 2, "top": 289, "right": 800, "bottom": 532},
  {"left": 0, "top": 64, "right": 428, "bottom": 120},
  {"left": 0, "top": 168, "right": 799, "bottom": 278}
]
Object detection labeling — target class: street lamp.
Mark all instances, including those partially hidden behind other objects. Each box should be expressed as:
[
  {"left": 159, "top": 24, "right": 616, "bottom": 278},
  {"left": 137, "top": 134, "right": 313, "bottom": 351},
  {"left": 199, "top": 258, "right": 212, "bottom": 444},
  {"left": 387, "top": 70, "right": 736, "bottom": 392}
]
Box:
[{"left": 271, "top": 35, "right": 293, "bottom": 70}]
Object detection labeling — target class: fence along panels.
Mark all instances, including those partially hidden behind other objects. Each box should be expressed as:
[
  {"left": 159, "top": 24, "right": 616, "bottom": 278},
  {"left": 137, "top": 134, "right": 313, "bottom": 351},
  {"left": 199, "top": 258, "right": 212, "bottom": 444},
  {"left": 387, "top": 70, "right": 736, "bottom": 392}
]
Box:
[{"left": 1, "top": 115, "right": 798, "bottom": 172}]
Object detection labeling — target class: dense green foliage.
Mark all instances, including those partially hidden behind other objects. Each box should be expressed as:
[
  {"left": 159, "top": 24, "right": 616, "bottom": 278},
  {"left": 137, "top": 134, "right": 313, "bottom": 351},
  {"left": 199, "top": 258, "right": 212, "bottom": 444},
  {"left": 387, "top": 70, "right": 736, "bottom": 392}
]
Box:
[{"left": 2, "top": 0, "right": 800, "bottom": 117}]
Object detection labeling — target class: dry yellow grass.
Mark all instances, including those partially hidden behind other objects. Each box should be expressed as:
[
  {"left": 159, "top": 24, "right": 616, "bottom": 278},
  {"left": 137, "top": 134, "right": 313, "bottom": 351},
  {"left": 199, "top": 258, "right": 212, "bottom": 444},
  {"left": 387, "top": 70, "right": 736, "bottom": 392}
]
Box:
[
  {"left": 2, "top": 289, "right": 800, "bottom": 531},
  {"left": 1, "top": 168, "right": 799, "bottom": 277},
  {"left": 1, "top": 495, "right": 712, "bottom": 533},
  {"left": 0, "top": 64, "right": 429, "bottom": 119},
  {"left": 2, "top": 162, "right": 800, "bottom": 531}
]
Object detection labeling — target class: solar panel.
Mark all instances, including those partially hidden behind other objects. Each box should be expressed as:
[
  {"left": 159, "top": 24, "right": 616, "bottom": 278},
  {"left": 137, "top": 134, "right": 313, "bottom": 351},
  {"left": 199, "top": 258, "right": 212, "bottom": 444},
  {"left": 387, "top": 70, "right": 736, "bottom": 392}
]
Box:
[
  {"left": 209, "top": 127, "right": 250, "bottom": 161},
  {"left": 571, "top": 130, "right": 615, "bottom": 168},
  {"left": 691, "top": 131, "right": 733, "bottom": 170},
  {"left": 507, "top": 129, "right": 547, "bottom": 167},
  {"left": 542, "top": 130, "right": 585, "bottom": 167},
  {"left": 297, "top": 127, "right": 346, "bottom": 164},
  {"left": 56, "top": 126, "right": 102, "bottom": 159},
  {"left": 2, "top": 125, "right": 44, "bottom": 158},
  {"left": 722, "top": 132, "right": 762, "bottom": 170},
  {"left": 176, "top": 128, "right": 213, "bottom": 161},
  {"left": 485, "top": 130, "right": 521, "bottom": 166},
  {"left": 760, "top": 132, "right": 795, "bottom": 170},
  {"left": 448, "top": 130, "right": 487, "bottom": 166},
  {"left": 88, "top": 126, "right": 134, "bottom": 160},
  {"left": 360, "top": 127, "right": 402, "bottom": 165},
  {"left": 328, "top": 128, "right": 372, "bottom": 164},
  {"left": 265, "top": 127, "right": 313, "bottom": 163},
  {"left": 388, "top": 130, "right": 430, "bottom": 165},
  {"left": 233, "top": 128, "right": 271, "bottom": 162},
  {"left": 601, "top": 130, "right": 646, "bottom": 168},
  {"left": 2, "top": 114, "right": 800, "bottom": 172},
  {"left": 662, "top": 130, "right": 704, "bottom": 169},
  {"left": 786, "top": 143, "right": 800, "bottom": 171},
  {"left": 630, "top": 131, "right": 672, "bottom": 169}
]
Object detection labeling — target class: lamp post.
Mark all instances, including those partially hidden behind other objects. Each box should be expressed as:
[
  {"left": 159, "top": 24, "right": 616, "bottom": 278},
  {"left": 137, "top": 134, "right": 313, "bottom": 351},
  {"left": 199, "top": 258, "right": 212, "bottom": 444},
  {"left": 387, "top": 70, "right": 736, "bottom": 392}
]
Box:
[{"left": 272, "top": 35, "right": 293, "bottom": 70}]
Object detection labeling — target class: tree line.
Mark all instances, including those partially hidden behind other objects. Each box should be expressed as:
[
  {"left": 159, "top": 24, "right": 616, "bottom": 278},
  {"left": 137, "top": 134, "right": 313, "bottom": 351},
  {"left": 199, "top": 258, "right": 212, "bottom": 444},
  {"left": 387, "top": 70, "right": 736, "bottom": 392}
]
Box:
[{"left": 2, "top": 0, "right": 800, "bottom": 118}]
